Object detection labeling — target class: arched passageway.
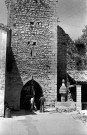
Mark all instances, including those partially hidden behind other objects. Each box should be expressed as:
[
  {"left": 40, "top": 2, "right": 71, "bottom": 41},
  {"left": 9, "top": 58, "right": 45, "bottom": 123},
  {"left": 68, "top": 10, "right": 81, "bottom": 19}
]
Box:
[{"left": 20, "top": 79, "right": 43, "bottom": 110}]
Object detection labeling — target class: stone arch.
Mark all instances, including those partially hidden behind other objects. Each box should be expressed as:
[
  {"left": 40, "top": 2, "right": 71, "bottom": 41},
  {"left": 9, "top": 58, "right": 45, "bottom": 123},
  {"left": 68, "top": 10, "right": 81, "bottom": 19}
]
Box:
[{"left": 20, "top": 79, "right": 43, "bottom": 110}]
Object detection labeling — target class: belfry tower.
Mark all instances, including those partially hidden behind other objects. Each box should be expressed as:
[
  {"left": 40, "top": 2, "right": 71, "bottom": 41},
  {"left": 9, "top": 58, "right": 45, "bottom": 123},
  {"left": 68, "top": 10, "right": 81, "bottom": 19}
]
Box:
[{"left": 5, "top": 0, "right": 57, "bottom": 110}]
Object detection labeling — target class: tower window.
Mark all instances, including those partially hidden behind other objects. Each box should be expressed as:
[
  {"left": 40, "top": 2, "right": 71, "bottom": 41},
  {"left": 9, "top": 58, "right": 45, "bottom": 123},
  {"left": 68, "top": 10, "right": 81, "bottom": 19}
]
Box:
[
  {"left": 30, "top": 22, "right": 34, "bottom": 29},
  {"left": 30, "top": 22, "right": 34, "bottom": 25},
  {"left": 28, "top": 41, "right": 30, "bottom": 44},
  {"left": 34, "top": 0, "right": 38, "bottom": 3},
  {"left": 31, "top": 50, "right": 32, "bottom": 57},
  {"left": 37, "top": 22, "right": 42, "bottom": 27},
  {"left": 33, "top": 42, "right": 36, "bottom": 46}
]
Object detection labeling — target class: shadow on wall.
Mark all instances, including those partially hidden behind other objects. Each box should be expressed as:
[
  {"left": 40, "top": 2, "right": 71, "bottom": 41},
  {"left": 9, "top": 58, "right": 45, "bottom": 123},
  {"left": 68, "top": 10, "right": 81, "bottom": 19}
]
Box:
[
  {"left": 57, "top": 26, "right": 70, "bottom": 101},
  {"left": 57, "top": 42, "right": 67, "bottom": 101},
  {"left": 5, "top": 29, "right": 23, "bottom": 110}
]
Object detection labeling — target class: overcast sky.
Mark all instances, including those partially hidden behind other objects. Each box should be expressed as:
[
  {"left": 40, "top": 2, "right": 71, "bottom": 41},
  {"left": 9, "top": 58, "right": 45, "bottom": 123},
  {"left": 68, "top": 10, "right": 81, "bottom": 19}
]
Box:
[{"left": 0, "top": 0, "right": 87, "bottom": 40}]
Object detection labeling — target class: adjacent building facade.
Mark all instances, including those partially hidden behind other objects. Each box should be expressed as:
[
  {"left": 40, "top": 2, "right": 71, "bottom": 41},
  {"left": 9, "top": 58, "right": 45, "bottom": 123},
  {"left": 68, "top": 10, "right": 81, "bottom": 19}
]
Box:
[{"left": 0, "top": 24, "right": 7, "bottom": 116}]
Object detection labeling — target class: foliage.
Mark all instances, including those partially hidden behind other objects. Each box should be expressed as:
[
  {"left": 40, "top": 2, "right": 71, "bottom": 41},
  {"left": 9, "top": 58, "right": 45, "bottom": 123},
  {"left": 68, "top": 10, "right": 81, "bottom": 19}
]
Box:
[
  {"left": 75, "top": 25, "right": 87, "bottom": 46},
  {"left": 81, "top": 25, "right": 87, "bottom": 41},
  {"left": 74, "top": 25, "right": 87, "bottom": 70}
]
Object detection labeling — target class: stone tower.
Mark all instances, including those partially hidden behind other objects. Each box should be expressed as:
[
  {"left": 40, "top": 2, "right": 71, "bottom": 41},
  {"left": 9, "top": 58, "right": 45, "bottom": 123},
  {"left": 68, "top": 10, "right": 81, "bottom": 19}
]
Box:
[{"left": 5, "top": 0, "right": 57, "bottom": 110}]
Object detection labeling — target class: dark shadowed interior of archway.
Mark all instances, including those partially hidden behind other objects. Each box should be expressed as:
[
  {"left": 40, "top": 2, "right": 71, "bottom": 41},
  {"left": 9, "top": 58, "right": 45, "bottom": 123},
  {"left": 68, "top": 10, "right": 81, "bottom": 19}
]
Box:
[{"left": 20, "top": 79, "right": 43, "bottom": 110}]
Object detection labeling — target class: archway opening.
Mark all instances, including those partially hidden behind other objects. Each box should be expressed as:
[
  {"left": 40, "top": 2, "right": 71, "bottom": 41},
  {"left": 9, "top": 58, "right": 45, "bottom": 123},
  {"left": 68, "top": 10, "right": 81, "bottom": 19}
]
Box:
[{"left": 20, "top": 79, "right": 43, "bottom": 110}]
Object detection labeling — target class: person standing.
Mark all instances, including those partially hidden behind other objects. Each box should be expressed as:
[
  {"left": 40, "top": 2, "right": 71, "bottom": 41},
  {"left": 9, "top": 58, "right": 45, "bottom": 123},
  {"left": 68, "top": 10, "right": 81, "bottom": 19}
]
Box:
[
  {"left": 30, "top": 96, "right": 34, "bottom": 112},
  {"left": 39, "top": 95, "right": 45, "bottom": 112}
]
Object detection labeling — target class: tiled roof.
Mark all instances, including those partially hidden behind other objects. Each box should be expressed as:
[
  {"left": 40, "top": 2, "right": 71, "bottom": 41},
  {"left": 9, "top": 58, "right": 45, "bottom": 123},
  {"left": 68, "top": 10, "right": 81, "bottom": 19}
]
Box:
[{"left": 67, "top": 70, "right": 87, "bottom": 83}]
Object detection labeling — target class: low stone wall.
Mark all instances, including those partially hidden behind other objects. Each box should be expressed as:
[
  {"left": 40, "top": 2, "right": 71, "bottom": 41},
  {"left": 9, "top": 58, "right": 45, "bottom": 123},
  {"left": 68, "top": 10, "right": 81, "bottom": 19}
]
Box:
[{"left": 55, "top": 102, "right": 76, "bottom": 112}]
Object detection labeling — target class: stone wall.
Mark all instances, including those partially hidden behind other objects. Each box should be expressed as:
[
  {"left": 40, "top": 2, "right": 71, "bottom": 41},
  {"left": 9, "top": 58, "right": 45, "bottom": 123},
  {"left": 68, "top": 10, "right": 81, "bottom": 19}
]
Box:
[
  {"left": 57, "top": 26, "right": 67, "bottom": 100},
  {"left": 57, "top": 25, "right": 76, "bottom": 101},
  {"left": 5, "top": 0, "right": 57, "bottom": 109},
  {"left": 57, "top": 26, "right": 68, "bottom": 81},
  {"left": 67, "top": 40, "right": 76, "bottom": 71}
]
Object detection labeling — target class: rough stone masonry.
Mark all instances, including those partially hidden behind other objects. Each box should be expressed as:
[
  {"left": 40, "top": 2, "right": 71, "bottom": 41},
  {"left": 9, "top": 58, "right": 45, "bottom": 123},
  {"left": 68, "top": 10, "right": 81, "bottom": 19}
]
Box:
[{"left": 5, "top": 0, "right": 57, "bottom": 110}]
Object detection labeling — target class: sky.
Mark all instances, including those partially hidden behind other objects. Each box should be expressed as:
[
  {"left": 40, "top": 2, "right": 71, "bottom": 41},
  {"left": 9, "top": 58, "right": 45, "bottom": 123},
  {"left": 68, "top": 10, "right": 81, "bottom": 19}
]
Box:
[
  {"left": 0, "top": 0, "right": 87, "bottom": 40},
  {"left": 57, "top": 0, "right": 87, "bottom": 40}
]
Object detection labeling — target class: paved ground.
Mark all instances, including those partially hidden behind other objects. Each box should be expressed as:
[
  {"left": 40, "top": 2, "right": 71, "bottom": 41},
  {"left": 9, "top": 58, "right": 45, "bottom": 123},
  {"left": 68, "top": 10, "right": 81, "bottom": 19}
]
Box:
[{"left": 0, "top": 110, "right": 87, "bottom": 135}]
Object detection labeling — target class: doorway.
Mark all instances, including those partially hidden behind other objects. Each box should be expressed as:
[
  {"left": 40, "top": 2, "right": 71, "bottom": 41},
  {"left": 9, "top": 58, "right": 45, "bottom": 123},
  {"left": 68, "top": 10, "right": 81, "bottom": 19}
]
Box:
[
  {"left": 82, "top": 84, "right": 87, "bottom": 110},
  {"left": 20, "top": 79, "right": 43, "bottom": 110}
]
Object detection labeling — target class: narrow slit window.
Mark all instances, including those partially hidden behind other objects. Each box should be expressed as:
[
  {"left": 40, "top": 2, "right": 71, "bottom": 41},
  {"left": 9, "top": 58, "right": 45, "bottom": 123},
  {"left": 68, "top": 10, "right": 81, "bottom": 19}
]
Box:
[
  {"left": 30, "top": 22, "right": 34, "bottom": 25},
  {"left": 33, "top": 42, "right": 36, "bottom": 46},
  {"left": 30, "top": 22, "right": 34, "bottom": 29},
  {"left": 31, "top": 50, "right": 32, "bottom": 57},
  {"left": 28, "top": 41, "right": 30, "bottom": 45}
]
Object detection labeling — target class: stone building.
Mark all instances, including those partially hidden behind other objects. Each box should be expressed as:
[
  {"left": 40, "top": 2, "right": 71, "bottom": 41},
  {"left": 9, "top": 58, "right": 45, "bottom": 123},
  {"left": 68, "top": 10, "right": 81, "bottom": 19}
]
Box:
[
  {"left": 4, "top": 0, "right": 57, "bottom": 112},
  {"left": 0, "top": 1, "right": 85, "bottom": 117},
  {"left": 0, "top": 21, "right": 77, "bottom": 116}
]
